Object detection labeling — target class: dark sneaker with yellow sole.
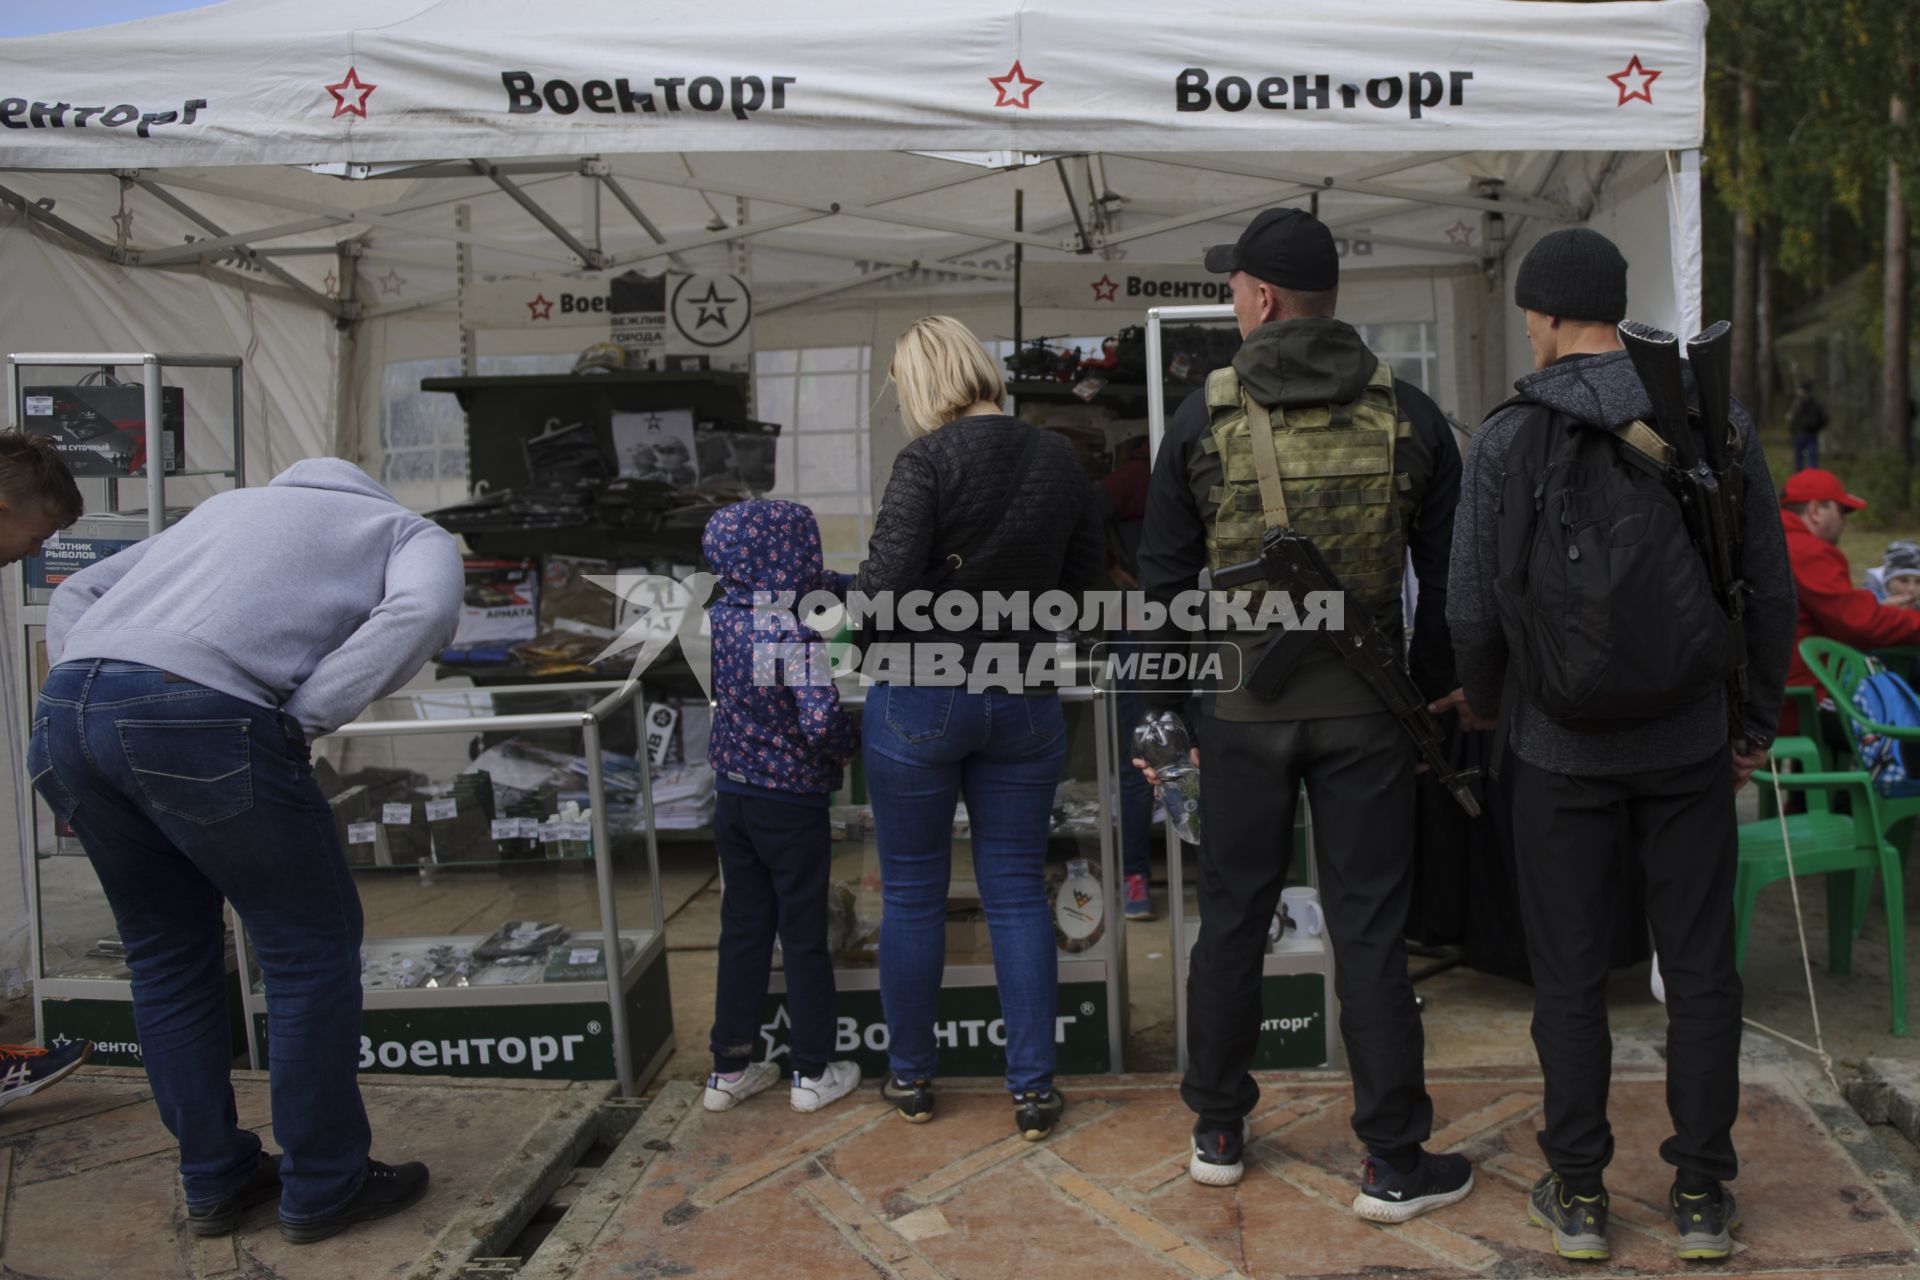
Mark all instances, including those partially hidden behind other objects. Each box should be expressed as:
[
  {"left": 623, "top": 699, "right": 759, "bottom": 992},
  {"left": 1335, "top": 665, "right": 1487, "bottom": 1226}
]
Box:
[
  {"left": 279, "top": 1160, "right": 429, "bottom": 1244},
  {"left": 1013, "top": 1088, "right": 1064, "bottom": 1141},
  {"left": 881, "top": 1076, "right": 934, "bottom": 1124},
  {"left": 187, "top": 1151, "right": 283, "bottom": 1236},
  {"left": 1673, "top": 1182, "right": 1740, "bottom": 1261},
  {"left": 1528, "top": 1171, "right": 1610, "bottom": 1261}
]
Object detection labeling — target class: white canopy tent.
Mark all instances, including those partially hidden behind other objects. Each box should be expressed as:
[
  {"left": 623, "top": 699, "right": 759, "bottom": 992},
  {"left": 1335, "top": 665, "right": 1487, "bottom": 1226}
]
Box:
[{"left": 0, "top": 0, "right": 1709, "bottom": 980}]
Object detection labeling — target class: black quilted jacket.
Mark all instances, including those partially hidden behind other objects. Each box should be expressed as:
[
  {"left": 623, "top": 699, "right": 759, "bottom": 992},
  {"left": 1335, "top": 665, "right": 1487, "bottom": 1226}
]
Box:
[{"left": 854, "top": 415, "right": 1104, "bottom": 656}]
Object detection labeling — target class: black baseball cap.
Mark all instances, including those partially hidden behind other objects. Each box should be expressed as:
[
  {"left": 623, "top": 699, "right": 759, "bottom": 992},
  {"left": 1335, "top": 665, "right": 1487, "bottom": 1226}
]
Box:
[{"left": 1203, "top": 207, "right": 1339, "bottom": 291}]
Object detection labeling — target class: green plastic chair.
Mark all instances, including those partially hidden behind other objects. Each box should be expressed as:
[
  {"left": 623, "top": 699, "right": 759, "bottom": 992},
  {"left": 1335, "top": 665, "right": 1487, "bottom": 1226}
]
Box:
[
  {"left": 1798, "top": 637, "right": 1920, "bottom": 933},
  {"left": 1739, "top": 737, "right": 1907, "bottom": 1035}
]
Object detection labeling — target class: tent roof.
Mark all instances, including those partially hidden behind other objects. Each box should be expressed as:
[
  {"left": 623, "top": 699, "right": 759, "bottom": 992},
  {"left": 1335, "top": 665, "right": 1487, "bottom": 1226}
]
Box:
[{"left": 0, "top": 0, "right": 1706, "bottom": 167}]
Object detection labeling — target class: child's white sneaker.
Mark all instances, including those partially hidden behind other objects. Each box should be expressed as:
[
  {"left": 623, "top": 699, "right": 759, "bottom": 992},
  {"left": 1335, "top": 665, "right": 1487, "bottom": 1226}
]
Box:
[
  {"left": 704, "top": 1061, "right": 779, "bottom": 1112},
  {"left": 791, "top": 1061, "right": 862, "bottom": 1113}
]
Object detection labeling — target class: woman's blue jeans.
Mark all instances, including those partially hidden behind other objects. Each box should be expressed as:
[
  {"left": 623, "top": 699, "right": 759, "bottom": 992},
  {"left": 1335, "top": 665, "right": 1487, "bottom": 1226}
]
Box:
[{"left": 863, "top": 683, "right": 1068, "bottom": 1094}]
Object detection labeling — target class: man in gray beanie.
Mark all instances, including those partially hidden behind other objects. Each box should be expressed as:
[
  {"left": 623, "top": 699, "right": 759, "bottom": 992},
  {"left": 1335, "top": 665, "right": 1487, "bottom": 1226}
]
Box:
[{"left": 1446, "top": 228, "right": 1796, "bottom": 1263}]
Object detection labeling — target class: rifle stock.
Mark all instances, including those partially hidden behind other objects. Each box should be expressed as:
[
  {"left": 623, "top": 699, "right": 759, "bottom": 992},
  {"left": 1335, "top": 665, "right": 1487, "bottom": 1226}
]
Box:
[{"left": 1214, "top": 528, "right": 1482, "bottom": 817}]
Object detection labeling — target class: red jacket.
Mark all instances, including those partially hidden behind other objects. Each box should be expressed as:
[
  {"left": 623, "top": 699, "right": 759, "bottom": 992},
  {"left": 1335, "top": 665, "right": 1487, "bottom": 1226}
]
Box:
[{"left": 1780, "top": 508, "right": 1920, "bottom": 732}]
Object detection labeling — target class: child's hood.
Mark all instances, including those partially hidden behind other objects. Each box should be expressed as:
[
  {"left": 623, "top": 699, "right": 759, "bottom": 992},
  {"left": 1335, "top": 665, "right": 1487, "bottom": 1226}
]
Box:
[{"left": 702, "top": 499, "right": 829, "bottom": 602}]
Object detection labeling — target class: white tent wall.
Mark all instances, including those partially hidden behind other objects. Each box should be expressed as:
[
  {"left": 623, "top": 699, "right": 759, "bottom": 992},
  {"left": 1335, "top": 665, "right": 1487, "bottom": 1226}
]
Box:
[{"left": 0, "top": 217, "right": 338, "bottom": 983}]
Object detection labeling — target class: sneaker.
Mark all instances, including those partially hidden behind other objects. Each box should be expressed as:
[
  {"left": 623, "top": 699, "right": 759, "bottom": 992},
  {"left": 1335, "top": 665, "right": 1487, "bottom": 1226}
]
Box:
[
  {"left": 1351, "top": 1150, "right": 1474, "bottom": 1223},
  {"left": 1527, "top": 1171, "right": 1610, "bottom": 1261},
  {"left": 279, "top": 1160, "right": 429, "bottom": 1244},
  {"left": 187, "top": 1150, "right": 282, "bottom": 1237},
  {"left": 1188, "top": 1119, "right": 1250, "bottom": 1187},
  {"left": 703, "top": 1061, "right": 779, "bottom": 1112},
  {"left": 881, "top": 1075, "right": 934, "bottom": 1124},
  {"left": 0, "top": 1040, "right": 91, "bottom": 1108},
  {"left": 1124, "top": 874, "right": 1156, "bottom": 921},
  {"left": 1672, "top": 1181, "right": 1740, "bottom": 1261},
  {"left": 1013, "top": 1088, "right": 1065, "bottom": 1141},
  {"left": 791, "top": 1061, "right": 861, "bottom": 1113}
]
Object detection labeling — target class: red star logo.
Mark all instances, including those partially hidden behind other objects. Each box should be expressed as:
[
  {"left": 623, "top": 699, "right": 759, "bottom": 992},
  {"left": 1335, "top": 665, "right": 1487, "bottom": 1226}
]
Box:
[
  {"left": 989, "top": 61, "right": 1043, "bottom": 110},
  {"left": 1607, "top": 55, "right": 1660, "bottom": 107},
  {"left": 1090, "top": 274, "right": 1119, "bottom": 302},
  {"left": 1444, "top": 221, "right": 1476, "bottom": 247},
  {"left": 323, "top": 270, "right": 338, "bottom": 299},
  {"left": 527, "top": 293, "right": 554, "bottom": 321},
  {"left": 379, "top": 268, "right": 407, "bottom": 297},
  {"left": 326, "top": 67, "right": 377, "bottom": 119}
]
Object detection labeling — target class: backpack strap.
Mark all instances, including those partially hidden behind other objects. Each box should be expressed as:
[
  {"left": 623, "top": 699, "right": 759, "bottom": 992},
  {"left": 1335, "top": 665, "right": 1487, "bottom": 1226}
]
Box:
[{"left": 1241, "top": 394, "right": 1293, "bottom": 531}]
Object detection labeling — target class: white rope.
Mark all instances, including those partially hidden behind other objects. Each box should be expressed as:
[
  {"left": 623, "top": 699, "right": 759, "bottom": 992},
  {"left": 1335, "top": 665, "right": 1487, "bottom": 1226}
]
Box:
[{"left": 1741, "top": 752, "right": 1841, "bottom": 1096}]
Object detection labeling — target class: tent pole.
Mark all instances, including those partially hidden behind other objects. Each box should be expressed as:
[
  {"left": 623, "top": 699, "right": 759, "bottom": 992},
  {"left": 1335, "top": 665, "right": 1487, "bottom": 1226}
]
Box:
[
  {"left": 599, "top": 175, "right": 691, "bottom": 270},
  {"left": 1055, "top": 159, "right": 1090, "bottom": 254},
  {"left": 469, "top": 159, "right": 606, "bottom": 268},
  {"left": 130, "top": 179, "right": 339, "bottom": 316},
  {"left": 0, "top": 180, "right": 123, "bottom": 263},
  {"left": 1013, "top": 190, "right": 1024, "bottom": 352},
  {"left": 456, "top": 205, "right": 476, "bottom": 379}
]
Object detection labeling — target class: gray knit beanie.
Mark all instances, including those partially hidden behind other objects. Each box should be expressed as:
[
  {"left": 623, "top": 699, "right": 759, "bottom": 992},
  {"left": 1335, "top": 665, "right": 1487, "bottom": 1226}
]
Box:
[{"left": 1514, "top": 228, "right": 1628, "bottom": 323}]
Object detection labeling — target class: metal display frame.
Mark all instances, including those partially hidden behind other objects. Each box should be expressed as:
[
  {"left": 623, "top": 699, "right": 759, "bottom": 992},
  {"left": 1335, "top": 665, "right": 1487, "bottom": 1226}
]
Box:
[
  {"left": 236, "top": 679, "right": 671, "bottom": 1097},
  {"left": 7, "top": 352, "right": 246, "bottom": 1045},
  {"left": 752, "top": 672, "right": 1130, "bottom": 1074},
  {"left": 1143, "top": 306, "right": 1341, "bottom": 1074}
]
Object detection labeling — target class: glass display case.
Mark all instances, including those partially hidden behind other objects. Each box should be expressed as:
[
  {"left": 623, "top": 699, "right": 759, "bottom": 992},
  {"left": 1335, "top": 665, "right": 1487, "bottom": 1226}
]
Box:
[
  {"left": 13, "top": 351, "right": 248, "bottom": 1065},
  {"left": 748, "top": 673, "right": 1129, "bottom": 1078},
  {"left": 237, "top": 681, "right": 673, "bottom": 1095}
]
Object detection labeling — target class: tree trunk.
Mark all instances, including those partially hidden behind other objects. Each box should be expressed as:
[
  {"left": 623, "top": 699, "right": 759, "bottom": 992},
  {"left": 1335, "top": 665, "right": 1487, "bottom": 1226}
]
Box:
[
  {"left": 1731, "top": 82, "right": 1761, "bottom": 411},
  {"left": 1758, "top": 237, "right": 1775, "bottom": 427},
  {"left": 1887, "top": 91, "right": 1912, "bottom": 461}
]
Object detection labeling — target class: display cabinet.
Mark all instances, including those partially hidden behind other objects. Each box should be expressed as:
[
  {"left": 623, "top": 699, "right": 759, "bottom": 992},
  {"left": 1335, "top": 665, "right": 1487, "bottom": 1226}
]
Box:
[
  {"left": 238, "top": 681, "right": 673, "bottom": 1096},
  {"left": 9, "top": 351, "right": 247, "bottom": 1064},
  {"left": 746, "top": 673, "right": 1130, "bottom": 1078}
]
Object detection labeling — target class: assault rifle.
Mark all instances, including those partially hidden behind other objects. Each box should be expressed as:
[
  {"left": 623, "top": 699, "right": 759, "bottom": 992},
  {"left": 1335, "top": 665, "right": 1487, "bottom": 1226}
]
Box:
[
  {"left": 1618, "top": 319, "right": 1751, "bottom": 741},
  {"left": 1213, "top": 527, "right": 1482, "bottom": 816}
]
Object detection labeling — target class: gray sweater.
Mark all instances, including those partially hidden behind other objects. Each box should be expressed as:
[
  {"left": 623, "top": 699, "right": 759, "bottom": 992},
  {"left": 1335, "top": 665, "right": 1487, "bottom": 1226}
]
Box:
[
  {"left": 1446, "top": 350, "right": 1797, "bottom": 775},
  {"left": 48, "top": 459, "right": 463, "bottom": 737}
]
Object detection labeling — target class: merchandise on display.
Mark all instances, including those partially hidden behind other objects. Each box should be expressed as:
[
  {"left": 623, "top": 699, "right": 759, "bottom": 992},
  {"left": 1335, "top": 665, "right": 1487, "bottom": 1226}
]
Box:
[
  {"left": 355, "top": 932, "right": 638, "bottom": 992},
  {"left": 21, "top": 374, "right": 186, "bottom": 476}
]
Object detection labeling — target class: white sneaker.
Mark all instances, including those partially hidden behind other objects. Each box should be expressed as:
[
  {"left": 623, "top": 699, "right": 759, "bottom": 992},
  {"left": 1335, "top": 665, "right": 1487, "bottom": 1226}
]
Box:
[
  {"left": 790, "top": 1060, "right": 862, "bottom": 1113},
  {"left": 703, "top": 1061, "right": 779, "bottom": 1112}
]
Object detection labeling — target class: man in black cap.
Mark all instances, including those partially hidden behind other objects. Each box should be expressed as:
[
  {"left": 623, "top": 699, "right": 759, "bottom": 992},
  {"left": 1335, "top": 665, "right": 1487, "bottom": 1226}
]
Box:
[
  {"left": 1135, "top": 206, "right": 1475, "bottom": 1219},
  {"left": 1446, "top": 227, "right": 1796, "bottom": 1262}
]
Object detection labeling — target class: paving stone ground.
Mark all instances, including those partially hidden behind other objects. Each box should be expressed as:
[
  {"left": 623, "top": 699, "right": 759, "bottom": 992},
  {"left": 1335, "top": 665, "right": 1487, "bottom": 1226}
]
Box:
[
  {"left": 0, "top": 1067, "right": 610, "bottom": 1280},
  {"left": 533, "top": 1067, "right": 1920, "bottom": 1280}
]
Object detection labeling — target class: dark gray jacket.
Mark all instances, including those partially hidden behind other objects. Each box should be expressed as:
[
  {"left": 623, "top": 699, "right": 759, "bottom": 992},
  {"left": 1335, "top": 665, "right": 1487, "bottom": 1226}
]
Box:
[{"left": 1447, "top": 349, "right": 1796, "bottom": 775}]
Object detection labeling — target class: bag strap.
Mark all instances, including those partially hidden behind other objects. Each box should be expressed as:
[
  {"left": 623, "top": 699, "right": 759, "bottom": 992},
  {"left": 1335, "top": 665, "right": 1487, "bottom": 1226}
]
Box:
[
  {"left": 1241, "top": 394, "right": 1292, "bottom": 530},
  {"left": 924, "top": 424, "right": 1041, "bottom": 586}
]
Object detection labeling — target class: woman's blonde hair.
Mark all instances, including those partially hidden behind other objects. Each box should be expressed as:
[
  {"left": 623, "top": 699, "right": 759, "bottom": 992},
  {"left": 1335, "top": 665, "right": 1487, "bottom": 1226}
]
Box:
[{"left": 889, "top": 316, "right": 1006, "bottom": 436}]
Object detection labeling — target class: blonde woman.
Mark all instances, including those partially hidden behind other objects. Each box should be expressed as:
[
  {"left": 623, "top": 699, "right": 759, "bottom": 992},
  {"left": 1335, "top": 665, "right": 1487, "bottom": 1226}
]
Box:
[{"left": 853, "top": 316, "right": 1102, "bottom": 1139}]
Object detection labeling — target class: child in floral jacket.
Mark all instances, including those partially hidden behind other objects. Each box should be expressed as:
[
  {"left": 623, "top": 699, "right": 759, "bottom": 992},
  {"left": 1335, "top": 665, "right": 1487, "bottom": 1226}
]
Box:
[{"left": 700, "top": 500, "right": 861, "bottom": 1114}]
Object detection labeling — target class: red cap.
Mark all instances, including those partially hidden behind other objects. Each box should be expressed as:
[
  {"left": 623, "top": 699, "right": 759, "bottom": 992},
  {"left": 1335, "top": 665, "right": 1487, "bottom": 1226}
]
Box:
[{"left": 1781, "top": 468, "right": 1867, "bottom": 511}]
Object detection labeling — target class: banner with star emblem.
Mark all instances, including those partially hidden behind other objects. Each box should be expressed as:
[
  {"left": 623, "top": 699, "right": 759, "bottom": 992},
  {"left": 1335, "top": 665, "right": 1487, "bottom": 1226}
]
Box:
[
  {"left": 462, "top": 269, "right": 751, "bottom": 370},
  {"left": 0, "top": 0, "right": 1705, "bottom": 165}
]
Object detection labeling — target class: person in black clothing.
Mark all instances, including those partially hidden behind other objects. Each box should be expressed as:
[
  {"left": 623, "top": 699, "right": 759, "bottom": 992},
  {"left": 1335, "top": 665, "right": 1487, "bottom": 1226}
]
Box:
[
  {"left": 1788, "top": 380, "right": 1828, "bottom": 472},
  {"left": 853, "top": 316, "right": 1103, "bottom": 1141},
  {"left": 1134, "top": 208, "right": 1478, "bottom": 1220},
  {"left": 1447, "top": 228, "right": 1796, "bottom": 1263}
]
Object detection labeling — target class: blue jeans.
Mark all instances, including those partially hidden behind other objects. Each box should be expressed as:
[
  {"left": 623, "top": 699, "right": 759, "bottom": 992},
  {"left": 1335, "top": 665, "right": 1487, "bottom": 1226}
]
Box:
[
  {"left": 29, "top": 662, "right": 370, "bottom": 1221},
  {"left": 1793, "top": 434, "right": 1819, "bottom": 471},
  {"left": 864, "top": 683, "right": 1067, "bottom": 1093}
]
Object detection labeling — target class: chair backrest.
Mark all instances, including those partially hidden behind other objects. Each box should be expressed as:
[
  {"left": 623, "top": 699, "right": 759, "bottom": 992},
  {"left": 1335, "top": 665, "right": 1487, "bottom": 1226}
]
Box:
[{"left": 1801, "top": 636, "right": 1875, "bottom": 716}]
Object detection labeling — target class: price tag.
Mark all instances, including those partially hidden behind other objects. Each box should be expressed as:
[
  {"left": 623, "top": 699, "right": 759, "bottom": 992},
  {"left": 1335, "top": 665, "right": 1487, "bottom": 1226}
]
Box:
[
  {"left": 425, "top": 799, "right": 459, "bottom": 822},
  {"left": 490, "top": 819, "right": 521, "bottom": 840},
  {"left": 518, "top": 819, "right": 544, "bottom": 840},
  {"left": 538, "top": 826, "right": 561, "bottom": 844},
  {"left": 347, "top": 822, "right": 377, "bottom": 845},
  {"left": 567, "top": 947, "right": 600, "bottom": 966},
  {"left": 561, "top": 823, "right": 591, "bottom": 842},
  {"left": 381, "top": 803, "right": 413, "bottom": 825},
  {"left": 23, "top": 396, "right": 52, "bottom": 417}
]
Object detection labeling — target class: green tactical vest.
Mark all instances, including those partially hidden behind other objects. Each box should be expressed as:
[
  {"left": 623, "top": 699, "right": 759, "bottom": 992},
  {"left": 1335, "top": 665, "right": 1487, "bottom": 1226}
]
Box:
[{"left": 1201, "top": 360, "right": 1413, "bottom": 617}]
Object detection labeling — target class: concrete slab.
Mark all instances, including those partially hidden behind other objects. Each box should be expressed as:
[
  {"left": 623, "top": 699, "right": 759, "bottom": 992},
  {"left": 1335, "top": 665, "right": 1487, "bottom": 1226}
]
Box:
[
  {"left": 0, "top": 1067, "right": 612, "bottom": 1280},
  {"left": 526, "top": 1068, "right": 1920, "bottom": 1280}
]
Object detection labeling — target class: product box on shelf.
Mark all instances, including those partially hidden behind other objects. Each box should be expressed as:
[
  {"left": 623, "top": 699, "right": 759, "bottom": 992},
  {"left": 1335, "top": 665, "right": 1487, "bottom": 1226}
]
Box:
[
  {"left": 20, "top": 512, "right": 185, "bottom": 607},
  {"left": 22, "top": 383, "right": 185, "bottom": 477}
]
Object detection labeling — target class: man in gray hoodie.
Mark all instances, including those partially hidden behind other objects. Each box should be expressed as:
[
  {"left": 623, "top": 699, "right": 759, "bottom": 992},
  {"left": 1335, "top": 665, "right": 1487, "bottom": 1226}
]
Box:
[
  {"left": 32, "top": 458, "right": 462, "bottom": 1243},
  {"left": 1447, "top": 229, "right": 1795, "bottom": 1264}
]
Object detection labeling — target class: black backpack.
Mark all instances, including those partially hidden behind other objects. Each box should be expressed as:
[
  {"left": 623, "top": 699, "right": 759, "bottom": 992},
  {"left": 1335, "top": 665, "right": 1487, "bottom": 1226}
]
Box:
[{"left": 1490, "top": 399, "right": 1739, "bottom": 725}]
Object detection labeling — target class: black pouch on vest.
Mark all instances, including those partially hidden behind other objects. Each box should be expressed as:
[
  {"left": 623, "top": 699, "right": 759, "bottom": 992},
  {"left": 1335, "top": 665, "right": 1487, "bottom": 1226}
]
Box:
[{"left": 1243, "top": 626, "right": 1324, "bottom": 699}]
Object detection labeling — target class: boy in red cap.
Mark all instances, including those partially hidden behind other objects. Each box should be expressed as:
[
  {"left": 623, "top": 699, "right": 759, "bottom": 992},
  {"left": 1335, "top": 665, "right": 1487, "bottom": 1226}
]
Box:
[{"left": 1779, "top": 468, "right": 1920, "bottom": 734}]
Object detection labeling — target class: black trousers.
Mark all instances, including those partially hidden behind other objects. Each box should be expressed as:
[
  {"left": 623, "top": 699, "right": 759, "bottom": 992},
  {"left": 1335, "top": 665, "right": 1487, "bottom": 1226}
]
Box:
[
  {"left": 1182, "top": 711, "right": 1434, "bottom": 1156},
  {"left": 1509, "top": 749, "right": 1742, "bottom": 1184},
  {"left": 710, "top": 791, "right": 836, "bottom": 1080}
]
